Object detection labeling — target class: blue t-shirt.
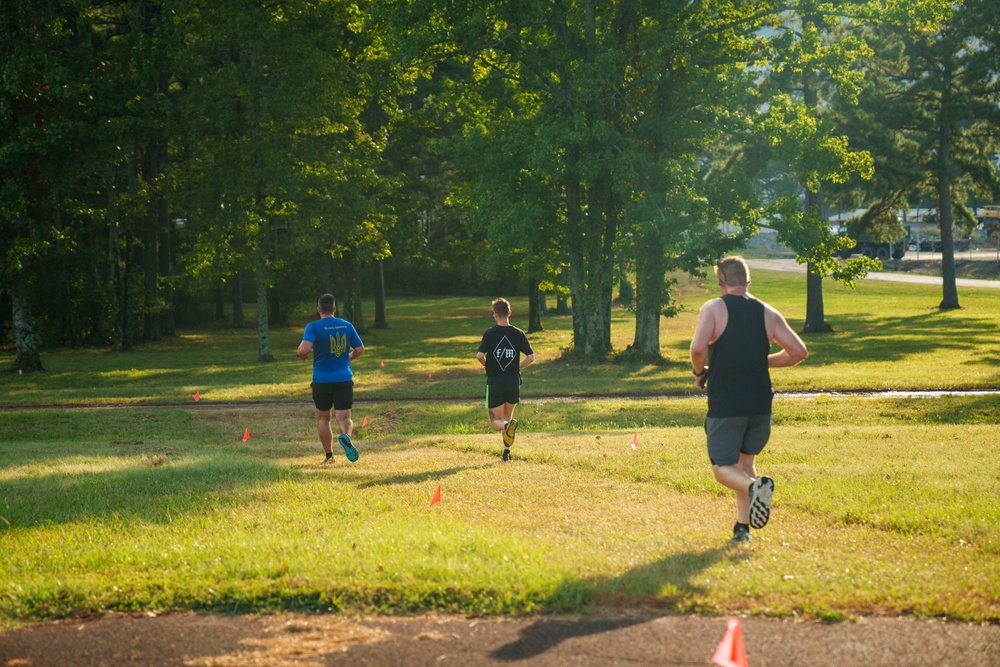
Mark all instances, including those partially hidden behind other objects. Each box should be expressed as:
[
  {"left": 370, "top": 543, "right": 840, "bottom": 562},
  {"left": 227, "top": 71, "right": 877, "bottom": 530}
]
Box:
[{"left": 302, "top": 317, "right": 363, "bottom": 383}]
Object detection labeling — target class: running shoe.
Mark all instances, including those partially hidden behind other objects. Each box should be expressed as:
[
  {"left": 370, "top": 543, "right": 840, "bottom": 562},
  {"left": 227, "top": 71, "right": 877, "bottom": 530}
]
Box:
[
  {"left": 502, "top": 447, "right": 511, "bottom": 462},
  {"left": 732, "top": 523, "right": 751, "bottom": 543},
  {"left": 502, "top": 419, "right": 518, "bottom": 448},
  {"left": 748, "top": 476, "right": 774, "bottom": 529},
  {"left": 339, "top": 433, "right": 359, "bottom": 462}
]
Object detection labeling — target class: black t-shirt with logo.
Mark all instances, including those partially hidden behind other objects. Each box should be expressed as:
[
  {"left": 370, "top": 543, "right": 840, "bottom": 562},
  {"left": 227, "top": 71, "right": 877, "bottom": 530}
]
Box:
[{"left": 478, "top": 325, "right": 533, "bottom": 377}]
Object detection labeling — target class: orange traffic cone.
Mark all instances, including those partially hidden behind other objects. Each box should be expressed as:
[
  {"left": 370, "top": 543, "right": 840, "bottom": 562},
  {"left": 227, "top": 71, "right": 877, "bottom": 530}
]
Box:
[
  {"left": 194, "top": 391, "right": 201, "bottom": 401},
  {"left": 430, "top": 484, "right": 441, "bottom": 507},
  {"left": 362, "top": 416, "right": 369, "bottom": 427},
  {"left": 712, "top": 618, "right": 748, "bottom": 667},
  {"left": 631, "top": 432, "right": 639, "bottom": 450},
  {"left": 242, "top": 428, "right": 250, "bottom": 442}
]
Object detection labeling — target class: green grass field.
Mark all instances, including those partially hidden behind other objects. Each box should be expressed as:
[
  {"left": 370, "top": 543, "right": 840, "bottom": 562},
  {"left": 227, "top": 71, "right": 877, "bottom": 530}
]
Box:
[
  {"left": 1, "top": 271, "right": 998, "bottom": 628},
  {"left": 2, "top": 270, "right": 998, "bottom": 407}
]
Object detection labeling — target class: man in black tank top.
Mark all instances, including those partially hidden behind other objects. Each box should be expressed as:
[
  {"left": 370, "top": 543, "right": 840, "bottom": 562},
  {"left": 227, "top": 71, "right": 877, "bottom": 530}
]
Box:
[{"left": 690, "top": 256, "right": 808, "bottom": 542}]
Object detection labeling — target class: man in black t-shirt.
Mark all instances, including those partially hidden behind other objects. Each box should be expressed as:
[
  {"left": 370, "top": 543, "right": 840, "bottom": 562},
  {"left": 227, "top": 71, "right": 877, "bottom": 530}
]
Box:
[
  {"left": 476, "top": 298, "right": 535, "bottom": 461},
  {"left": 690, "top": 256, "right": 808, "bottom": 543}
]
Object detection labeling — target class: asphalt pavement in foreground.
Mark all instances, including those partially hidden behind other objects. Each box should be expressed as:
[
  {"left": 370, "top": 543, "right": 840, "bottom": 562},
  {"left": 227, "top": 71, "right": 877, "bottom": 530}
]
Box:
[{"left": 2, "top": 611, "right": 999, "bottom": 667}]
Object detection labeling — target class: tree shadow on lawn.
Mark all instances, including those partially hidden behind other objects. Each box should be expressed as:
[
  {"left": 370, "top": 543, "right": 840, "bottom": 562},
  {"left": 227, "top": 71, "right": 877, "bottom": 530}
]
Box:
[
  {"left": 0, "top": 455, "right": 289, "bottom": 529},
  {"left": 782, "top": 311, "right": 998, "bottom": 366},
  {"left": 491, "top": 545, "right": 748, "bottom": 661},
  {"left": 663, "top": 309, "right": 998, "bottom": 367}
]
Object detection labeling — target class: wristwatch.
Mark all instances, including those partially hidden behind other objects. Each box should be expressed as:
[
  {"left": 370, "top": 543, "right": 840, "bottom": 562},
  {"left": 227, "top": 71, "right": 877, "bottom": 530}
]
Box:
[{"left": 693, "top": 367, "right": 707, "bottom": 377}]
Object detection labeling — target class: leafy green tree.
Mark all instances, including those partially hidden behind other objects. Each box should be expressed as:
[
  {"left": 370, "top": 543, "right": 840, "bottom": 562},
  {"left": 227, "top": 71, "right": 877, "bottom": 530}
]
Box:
[
  {"left": 174, "top": 0, "right": 384, "bottom": 360},
  {"left": 0, "top": 1, "right": 97, "bottom": 369},
  {"left": 838, "top": 0, "right": 1000, "bottom": 310},
  {"left": 755, "top": 1, "right": 939, "bottom": 332}
]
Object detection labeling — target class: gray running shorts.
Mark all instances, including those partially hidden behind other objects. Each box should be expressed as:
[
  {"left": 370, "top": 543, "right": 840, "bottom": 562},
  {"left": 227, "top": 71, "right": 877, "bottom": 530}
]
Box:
[{"left": 704, "top": 414, "right": 771, "bottom": 467}]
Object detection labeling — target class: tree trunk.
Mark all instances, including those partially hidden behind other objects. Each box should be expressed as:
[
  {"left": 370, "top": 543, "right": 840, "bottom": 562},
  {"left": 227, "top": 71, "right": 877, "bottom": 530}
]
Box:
[
  {"left": 372, "top": 259, "right": 388, "bottom": 329},
  {"left": 801, "top": 189, "right": 831, "bottom": 333},
  {"left": 344, "top": 251, "right": 366, "bottom": 334},
  {"left": 122, "top": 230, "right": 137, "bottom": 351},
  {"left": 565, "top": 148, "right": 586, "bottom": 351},
  {"left": 158, "top": 222, "right": 175, "bottom": 335},
  {"left": 802, "top": 266, "right": 830, "bottom": 333},
  {"left": 800, "top": 33, "right": 831, "bottom": 335},
  {"left": 565, "top": 167, "right": 615, "bottom": 355},
  {"left": 232, "top": 271, "right": 245, "bottom": 328},
  {"left": 215, "top": 285, "right": 226, "bottom": 321},
  {"left": 527, "top": 274, "right": 543, "bottom": 333},
  {"left": 255, "top": 257, "right": 274, "bottom": 362},
  {"left": 142, "top": 204, "right": 160, "bottom": 341},
  {"left": 268, "top": 285, "right": 282, "bottom": 325},
  {"left": 617, "top": 261, "right": 634, "bottom": 305},
  {"left": 937, "top": 119, "right": 960, "bottom": 310},
  {"left": 631, "top": 224, "right": 664, "bottom": 359},
  {"left": 12, "top": 271, "right": 43, "bottom": 373},
  {"left": 110, "top": 222, "right": 131, "bottom": 352}
]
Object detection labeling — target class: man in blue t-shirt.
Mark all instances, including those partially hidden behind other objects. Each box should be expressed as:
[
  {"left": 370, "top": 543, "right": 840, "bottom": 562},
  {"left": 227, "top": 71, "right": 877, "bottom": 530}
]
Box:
[{"left": 297, "top": 294, "right": 365, "bottom": 463}]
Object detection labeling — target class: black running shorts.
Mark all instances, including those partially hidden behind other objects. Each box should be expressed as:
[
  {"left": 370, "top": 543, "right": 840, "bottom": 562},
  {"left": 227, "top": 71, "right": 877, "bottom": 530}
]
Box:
[
  {"left": 311, "top": 381, "right": 354, "bottom": 412},
  {"left": 486, "top": 375, "right": 520, "bottom": 409}
]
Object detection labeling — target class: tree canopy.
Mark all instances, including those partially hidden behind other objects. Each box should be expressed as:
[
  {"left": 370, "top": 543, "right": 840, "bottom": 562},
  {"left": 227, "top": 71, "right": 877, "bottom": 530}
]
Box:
[{"left": 2, "top": 0, "right": 985, "bottom": 370}]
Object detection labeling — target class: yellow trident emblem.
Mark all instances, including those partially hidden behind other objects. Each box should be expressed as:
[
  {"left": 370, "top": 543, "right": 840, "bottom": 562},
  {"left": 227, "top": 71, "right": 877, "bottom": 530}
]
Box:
[{"left": 329, "top": 332, "right": 348, "bottom": 357}]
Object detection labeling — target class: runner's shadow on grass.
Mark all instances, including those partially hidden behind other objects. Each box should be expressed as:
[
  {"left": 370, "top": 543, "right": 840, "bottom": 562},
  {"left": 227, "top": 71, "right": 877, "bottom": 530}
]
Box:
[
  {"left": 491, "top": 545, "right": 746, "bottom": 662},
  {"left": 355, "top": 466, "right": 478, "bottom": 489}
]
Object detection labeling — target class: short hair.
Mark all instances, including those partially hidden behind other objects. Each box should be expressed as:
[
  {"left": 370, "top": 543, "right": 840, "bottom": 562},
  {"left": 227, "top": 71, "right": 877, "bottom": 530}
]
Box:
[
  {"left": 318, "top": 293, "right": 336, "bottom": 314},
  {"left": 492, "top": 298, "right": 510, "bottom": 317},
  {"left": 714, "top": 256, "right": 750, "bottom": 286}
]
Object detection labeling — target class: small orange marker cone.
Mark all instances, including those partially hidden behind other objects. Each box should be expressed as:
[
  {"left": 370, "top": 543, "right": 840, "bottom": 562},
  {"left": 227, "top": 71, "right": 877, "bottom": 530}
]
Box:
[
  {"left": 428, "top": 372, "right": 433, "bottom": 379},
  {"left": 631, "top": 432, "right": 639, "bottom": 450},
  {"left": 194, "top": 391, "right": 200, "bottom": 402},
  {"left": 242, "top": 428, "right": 250, "bottom": 442},
  {"left": 362, "top": 416, "right": 369, "bottom": 427},
  {"left": 380, "top": 360, "right": 385, "bottom": 368},
  {"left": 712, "top": 618, "right": 748, "bottom": 667},
  {"left": 430, "top": 484, "right": 441, "bottom": 506}
]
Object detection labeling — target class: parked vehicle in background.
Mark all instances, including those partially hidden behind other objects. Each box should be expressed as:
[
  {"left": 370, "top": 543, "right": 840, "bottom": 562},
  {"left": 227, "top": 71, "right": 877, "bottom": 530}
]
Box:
[
  {"left": 835, "top": 226, "right": 908, "bottom": 260},
  {"left": 978, "top": 206, "right": 1000, "bottom": 247}
]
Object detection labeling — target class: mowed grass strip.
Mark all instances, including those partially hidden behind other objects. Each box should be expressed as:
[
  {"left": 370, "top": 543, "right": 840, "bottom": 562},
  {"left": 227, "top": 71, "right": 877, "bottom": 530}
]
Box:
[
  {"left": 1, "top": 270, "right": 999, "bottom": 407},
  {"left": 1, "top": 397, "right": 997, "bottom": 627}
]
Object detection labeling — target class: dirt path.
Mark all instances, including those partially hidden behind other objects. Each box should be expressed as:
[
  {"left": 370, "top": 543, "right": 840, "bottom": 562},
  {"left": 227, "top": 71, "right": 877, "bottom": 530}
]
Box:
[{"left": 2, "top": 611, "right": 998, "bottom": 667}]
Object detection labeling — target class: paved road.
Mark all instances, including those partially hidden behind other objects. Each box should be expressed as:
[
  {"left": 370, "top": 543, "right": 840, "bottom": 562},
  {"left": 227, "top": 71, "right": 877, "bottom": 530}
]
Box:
[
  {"left": 747, "top": 258, "right": 1000, "bottom": 289},
  {"left": 2, "top": 611, "right": 998, "bottom": 667}
]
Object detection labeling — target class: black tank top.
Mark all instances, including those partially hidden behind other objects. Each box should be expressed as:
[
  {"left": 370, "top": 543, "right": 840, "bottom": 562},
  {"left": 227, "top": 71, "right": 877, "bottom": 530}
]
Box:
[{"left": 706, "top": 294, "right": 773, "bottom": 417}]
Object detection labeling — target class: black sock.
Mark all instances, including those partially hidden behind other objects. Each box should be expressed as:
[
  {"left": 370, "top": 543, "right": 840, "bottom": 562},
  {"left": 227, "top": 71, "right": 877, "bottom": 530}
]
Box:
[
  {"left": 734, "top": 522, "right": 749, "bottom": 530},
  {"left": 325, "top": 452, "right": 333, "bottom": 460}
]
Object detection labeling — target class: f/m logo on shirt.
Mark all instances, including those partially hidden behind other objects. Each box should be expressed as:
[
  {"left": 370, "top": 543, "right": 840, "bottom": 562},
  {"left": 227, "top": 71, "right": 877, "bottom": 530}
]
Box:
[{"left": 493, "top": 336, "right": 517, "bottom": 371}]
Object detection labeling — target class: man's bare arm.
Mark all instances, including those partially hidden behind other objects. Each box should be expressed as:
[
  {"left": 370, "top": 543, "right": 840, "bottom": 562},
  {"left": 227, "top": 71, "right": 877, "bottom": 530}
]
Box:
[{"left": 767, "top": 309, "right": 808, "bottom": 368}]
